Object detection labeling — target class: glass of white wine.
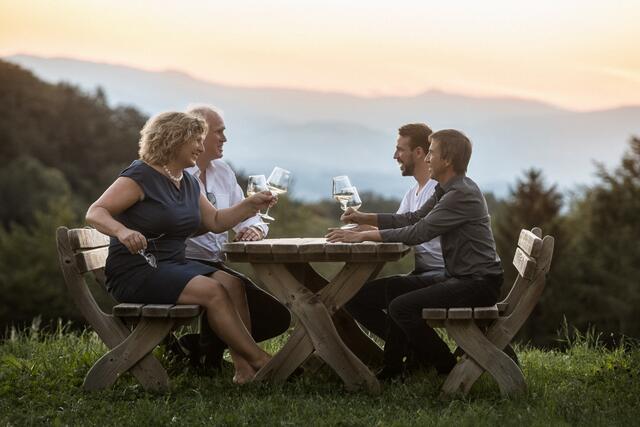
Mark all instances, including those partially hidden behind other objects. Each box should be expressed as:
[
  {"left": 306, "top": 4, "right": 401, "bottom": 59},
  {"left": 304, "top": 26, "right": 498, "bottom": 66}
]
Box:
[
  {"left": 332, "top": 176, "right": 356, "bottom": 228},
  {"left": 247, "top": 175, "right": 269, "bottom": 218},
  {"left": 262, "top": 167, "right": 291, "bottom": 221},
  {"left": 340, "top": 186, "right": 362, "bottom": 229}
]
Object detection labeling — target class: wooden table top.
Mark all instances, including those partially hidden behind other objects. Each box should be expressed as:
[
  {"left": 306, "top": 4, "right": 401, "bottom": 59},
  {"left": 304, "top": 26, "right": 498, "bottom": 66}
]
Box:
[{"left": 223, "top": 238, "right": 410, "bottom": 263}]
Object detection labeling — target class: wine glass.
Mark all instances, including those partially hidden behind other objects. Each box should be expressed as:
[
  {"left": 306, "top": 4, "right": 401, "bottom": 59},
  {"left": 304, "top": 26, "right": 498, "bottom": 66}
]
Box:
[
  {"left": 262, "top": 167, "right": 291, "bottom": 221},
  {"left": 341, "top": 186, "right": 362, "bottom": 229},
  {"left": 247, "top": 175, "right": 269, "bottom": 218},
  {"left": 332, "top": 176, "right": 356, "bottom": 228}
]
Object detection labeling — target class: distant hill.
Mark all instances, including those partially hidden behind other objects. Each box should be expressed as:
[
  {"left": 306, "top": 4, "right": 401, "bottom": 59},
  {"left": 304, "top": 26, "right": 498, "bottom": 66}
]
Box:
[{"left": 7, "top": 54, "right": 640, "bottom": 201}]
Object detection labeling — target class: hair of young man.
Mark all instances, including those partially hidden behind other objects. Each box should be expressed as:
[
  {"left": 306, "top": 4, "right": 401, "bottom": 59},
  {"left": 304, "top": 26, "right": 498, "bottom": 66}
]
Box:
[
  {"left": 429, "top": 129, "right": 472, "bottom": 175},
  {"left": 138, "top": 111, "right": 208, "bottom": 165},
  {"left": 398, "top": 123, "right": 433, "bottom": 151}
]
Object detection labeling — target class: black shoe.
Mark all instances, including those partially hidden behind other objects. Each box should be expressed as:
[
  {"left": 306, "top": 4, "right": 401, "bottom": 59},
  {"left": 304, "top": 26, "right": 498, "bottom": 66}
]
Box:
[
  {"left": 434, "top": 357, "right": 456, "bottom": 375},
  {"left": 405, "top": 350, "right": 434, "bottom": 374},
  {"left": 375, "top": 365, "right": 405, "bottom": 381},
  {"left": 202, "top": 345, "right": 225, "bottom": 372},
  {"left": 166, "top": 334, "right": 198, "bottom": 362}
]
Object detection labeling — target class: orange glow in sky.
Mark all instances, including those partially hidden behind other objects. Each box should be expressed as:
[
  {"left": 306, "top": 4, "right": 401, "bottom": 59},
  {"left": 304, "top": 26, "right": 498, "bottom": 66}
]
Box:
[{"left": 1, "top": 0, "right": 639, "bottom": 111}]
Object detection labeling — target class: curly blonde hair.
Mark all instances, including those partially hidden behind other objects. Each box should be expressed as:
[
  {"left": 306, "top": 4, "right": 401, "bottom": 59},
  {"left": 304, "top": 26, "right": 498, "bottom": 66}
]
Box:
[{"left": 138, "top": 112, "right": 208, "bottom": 165}]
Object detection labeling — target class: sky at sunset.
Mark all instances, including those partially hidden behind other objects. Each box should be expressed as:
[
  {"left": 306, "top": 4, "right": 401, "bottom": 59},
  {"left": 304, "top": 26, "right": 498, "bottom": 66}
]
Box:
[{"left": 1, "top": 0, "right": 639, "bottom": 111}]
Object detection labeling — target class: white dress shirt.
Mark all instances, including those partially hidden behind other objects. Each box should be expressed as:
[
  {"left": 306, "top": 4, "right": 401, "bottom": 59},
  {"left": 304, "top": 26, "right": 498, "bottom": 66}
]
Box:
[
  {"left": 396, "top": 179, "right": 445, "bottom": 272},
  {"left": 185, "top": 159, "right": 269, "bottom": 262}
]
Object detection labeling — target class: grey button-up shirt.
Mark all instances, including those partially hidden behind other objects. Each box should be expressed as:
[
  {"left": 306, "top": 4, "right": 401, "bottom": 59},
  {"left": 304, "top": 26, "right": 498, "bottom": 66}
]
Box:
[{"left": 378, "top": 175, "right": 502, "bottom": 278}]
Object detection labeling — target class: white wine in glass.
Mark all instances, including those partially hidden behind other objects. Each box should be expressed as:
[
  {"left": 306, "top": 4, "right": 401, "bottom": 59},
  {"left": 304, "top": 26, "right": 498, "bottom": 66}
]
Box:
[
  {"left": 262, "top": 167, "right": 291, "bottom": 221},
  {"left": 340, "top": 186, "right": 362, "bottom": 229},
  {"left": 332, "top": 176, "right": 357, "bottom": 228},
  {"left": 246, "top": 175, "right": 269, "bottom": 218}
]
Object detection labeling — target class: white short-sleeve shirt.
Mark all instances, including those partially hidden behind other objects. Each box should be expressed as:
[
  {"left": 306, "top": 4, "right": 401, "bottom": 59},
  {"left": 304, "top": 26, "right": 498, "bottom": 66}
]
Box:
[{"left": 396, "top": 179, "right": 445, "bottom": 272}]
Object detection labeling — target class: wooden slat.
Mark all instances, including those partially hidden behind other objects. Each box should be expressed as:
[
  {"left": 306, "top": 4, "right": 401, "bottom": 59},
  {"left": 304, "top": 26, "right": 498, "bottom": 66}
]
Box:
[
  {"left": 377, "top": 242, "right": 409, "bottom": 254},
  {"left": 473, "top": 306, "right": 499, "bottom": 319},
  {"left": 497, "top": 302, "right": 508, "bottom": 314},
  {"left": 75, "top": 247, "right": 109, "bottom": 273},
  {"left": 113, "top": 303, "right": 143, "bottom": 317},
  {"left": 422, "top": 308, "right": 447, "bottom": 319},
  {"left": 298, "top": 239, "right": 327, "bottom": 254},
  {"left": 245, "top": 242, "right": 274, "bottom": 254},
  {"left": 325, "top": 242, "right": 351, "bottom": 261},
  {"left": 68, "top": 228, "right": 110, "bottom": 250},
  {"left": 169, "top": 305, "right": 201, "bottom": 318},
  {"left": 141, "top": 304, "right": 174, "bottom": 317},
  {"left": 517, "top": 229, "right": 542, "bottom": 258},
  {"left": 448, "top": 308, "right": 473, "bottom": 319},
  {"left": 512, "top": 247, "right": 537, "bottom": 280},
  {"left": 351, "top": 242, "right": 377, "bottom": 261},
  {"left": 222, "top": 242, "right": 246, "bottom": 254}
]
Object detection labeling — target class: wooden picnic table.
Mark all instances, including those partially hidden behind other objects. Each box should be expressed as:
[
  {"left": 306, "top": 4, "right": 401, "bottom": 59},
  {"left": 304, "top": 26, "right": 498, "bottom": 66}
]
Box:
[{"left": 223, "top": 238, "right": 411, "bottom": 394}]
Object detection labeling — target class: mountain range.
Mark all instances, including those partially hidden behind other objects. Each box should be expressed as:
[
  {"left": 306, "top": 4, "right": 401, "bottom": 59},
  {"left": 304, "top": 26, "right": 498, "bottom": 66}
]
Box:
[{"left": 6, "top": 54, "right": 640, "bottom": 201}]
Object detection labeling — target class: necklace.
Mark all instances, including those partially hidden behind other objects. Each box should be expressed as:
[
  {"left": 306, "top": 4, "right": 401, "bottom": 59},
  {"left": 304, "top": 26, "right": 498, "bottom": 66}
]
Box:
[{"left": 162, "top": 165, "right": 183, "bottom": 183}]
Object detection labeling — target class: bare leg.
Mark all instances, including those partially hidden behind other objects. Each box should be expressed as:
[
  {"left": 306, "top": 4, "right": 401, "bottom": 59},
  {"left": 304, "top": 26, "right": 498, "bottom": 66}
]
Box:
[
  {"left": 177, "top": 276, "right": 270, "bottom": 383},
  {"left": 212, "top": 270, "right": 257, "bottom": 383}
]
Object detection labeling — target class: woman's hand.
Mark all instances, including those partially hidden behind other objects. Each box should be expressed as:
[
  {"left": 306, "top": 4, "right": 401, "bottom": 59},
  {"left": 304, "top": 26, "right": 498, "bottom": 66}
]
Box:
[
  {"left": 325, "top": 228, "right": 364, "bottom": 243},
  {"left": 246, "top": 191, "right": 276, "bottom": 213},
  {"left": 116, "top": 228, "right": 147, "bottom": 254}
]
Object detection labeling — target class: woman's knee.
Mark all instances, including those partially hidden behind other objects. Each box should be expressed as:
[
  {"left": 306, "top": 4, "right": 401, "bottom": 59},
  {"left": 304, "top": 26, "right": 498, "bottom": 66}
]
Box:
[
  {"left": 201, "top": 279, "right": 229, "bottom": 307},
  {"left": 214, "top": 271, "right": 246, "bottom": 294}
]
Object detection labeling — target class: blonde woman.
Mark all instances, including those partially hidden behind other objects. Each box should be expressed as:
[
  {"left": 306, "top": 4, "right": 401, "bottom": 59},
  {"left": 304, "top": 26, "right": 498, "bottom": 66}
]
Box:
[{"left": 86, "top": 111, "right": 273, "bottom": 383}]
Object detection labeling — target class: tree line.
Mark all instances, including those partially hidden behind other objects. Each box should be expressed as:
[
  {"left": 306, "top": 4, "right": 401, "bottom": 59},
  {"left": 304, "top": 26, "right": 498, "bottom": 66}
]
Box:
[{"left": 0, "top": 59, "right": 638, "bottom": 345}]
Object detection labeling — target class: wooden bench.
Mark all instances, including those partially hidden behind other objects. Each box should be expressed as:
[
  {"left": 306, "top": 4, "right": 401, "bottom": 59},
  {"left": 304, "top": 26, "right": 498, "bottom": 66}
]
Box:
[
  {"left": 422, "top": 227, "right": 554, "bottom": 397},
  {"left": 56, "top": 226, "right": 202, "bottom": 392}
]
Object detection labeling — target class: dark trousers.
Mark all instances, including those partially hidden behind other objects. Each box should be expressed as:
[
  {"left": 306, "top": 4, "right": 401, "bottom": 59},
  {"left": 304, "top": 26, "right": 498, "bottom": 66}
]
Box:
[
  {"left": 195, "top": 260, "right": 292, "bottom": 359},
  {"left": 388, "top": 273, "right": 503, "bottom": 373},
  {"left": 345, "top": 269, "right": 447, "bottom": 366}
]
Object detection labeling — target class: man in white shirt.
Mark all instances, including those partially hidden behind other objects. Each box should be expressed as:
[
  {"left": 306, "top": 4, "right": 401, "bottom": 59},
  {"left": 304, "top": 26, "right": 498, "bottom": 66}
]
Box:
[
  {"left": 345, "top": 123, "right": 445, "bottom": 378},
  {"left": 173, "top": 105, "right": 290, "bottom": 370}
]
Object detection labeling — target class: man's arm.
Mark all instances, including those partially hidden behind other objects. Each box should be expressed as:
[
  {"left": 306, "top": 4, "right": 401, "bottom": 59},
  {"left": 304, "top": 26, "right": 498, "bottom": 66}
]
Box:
[
  {"left": 377, "top": 192, "right": 438, "bottom": 230},
  {"left": 379, "top": 189, "right": 476, "bottom": 245}
]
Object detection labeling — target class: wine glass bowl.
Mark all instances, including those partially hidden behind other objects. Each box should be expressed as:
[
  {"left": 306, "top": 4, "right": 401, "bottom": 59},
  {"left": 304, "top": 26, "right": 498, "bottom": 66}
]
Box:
[
  {"left": 247, "top": 175, "right": 272, "bottom": 220},
  {"left": 247, "top": 175, "right": 268, "bottom": 196},
  {"left": 332, "top": 176, "right": 362, "bottom": 229},
  {"left": 261, "top": 167, "right": 291, "bottom": 221},
  {"left": 340, "top": 186, "right": 361, "bottom": 229}
]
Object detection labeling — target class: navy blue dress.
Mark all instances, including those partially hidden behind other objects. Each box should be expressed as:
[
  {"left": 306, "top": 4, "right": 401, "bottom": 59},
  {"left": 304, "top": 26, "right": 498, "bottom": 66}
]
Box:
[{"left": 105, "top": 160, "right": 217, "bottom": 304}]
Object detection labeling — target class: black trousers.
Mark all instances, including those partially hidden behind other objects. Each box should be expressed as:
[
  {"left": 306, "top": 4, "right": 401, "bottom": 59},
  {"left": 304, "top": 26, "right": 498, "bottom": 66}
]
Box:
[
  {"left": 194, "top": 260, "right": 292, "bottom": 358},
  {"left": 347, "top": 270, "right": 502, "bottom": 373},
  {"left": 345, "top": 269, "right": 447, "bottom": 366},
  {"left": 388, "top": 273, "right": 503, "bottom": 373}
]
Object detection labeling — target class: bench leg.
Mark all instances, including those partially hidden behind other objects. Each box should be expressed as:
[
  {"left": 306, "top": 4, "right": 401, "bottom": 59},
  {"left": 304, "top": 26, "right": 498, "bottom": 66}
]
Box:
[
  {"left": 443, "top": 320, "right": 526, "bottom": 397},
  {"left": 84, "top": 318, "right": 174, "bottom": 391}
]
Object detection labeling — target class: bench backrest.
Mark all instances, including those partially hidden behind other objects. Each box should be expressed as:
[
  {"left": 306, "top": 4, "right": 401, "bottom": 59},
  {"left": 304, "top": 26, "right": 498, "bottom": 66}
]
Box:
[
  {"left": 496, "top": 227, "right": 554, "bottom": 337},
  {"left": 56, "top": 226, "right": 114, "bottom": 330}
]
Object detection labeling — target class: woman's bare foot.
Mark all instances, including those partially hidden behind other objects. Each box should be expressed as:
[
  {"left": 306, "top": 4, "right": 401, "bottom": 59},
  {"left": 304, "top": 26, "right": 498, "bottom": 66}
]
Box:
[
  {"left": 232, "top": 365, "right": 257, "bottom": 385},
  {"left": 250, "top": 351, "right": 272, "bottom": 372}
]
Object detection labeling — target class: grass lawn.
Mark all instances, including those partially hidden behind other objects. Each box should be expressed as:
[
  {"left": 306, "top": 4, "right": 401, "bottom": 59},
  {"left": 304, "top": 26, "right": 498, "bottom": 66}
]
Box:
[{"left": 1, "top": 323, "right": 639, "bottom": 426}]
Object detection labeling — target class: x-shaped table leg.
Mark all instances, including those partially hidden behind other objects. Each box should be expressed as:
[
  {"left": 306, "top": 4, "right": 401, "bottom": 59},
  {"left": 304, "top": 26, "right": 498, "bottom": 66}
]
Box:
[{"left": 252, "top": 262, "right": 382, "bottom": 393}]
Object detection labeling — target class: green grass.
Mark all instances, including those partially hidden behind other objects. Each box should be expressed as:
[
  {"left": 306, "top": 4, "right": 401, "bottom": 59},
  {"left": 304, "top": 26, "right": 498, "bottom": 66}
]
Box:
[{"left": 1, "top": 322, "right": 639, "bottom": 426}]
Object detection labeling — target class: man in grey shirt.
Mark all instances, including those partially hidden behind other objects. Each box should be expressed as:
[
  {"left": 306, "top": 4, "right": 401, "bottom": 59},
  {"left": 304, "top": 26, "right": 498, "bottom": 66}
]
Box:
[{"left": 327, "top": 129, "right": 503, "bottom": 379}]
